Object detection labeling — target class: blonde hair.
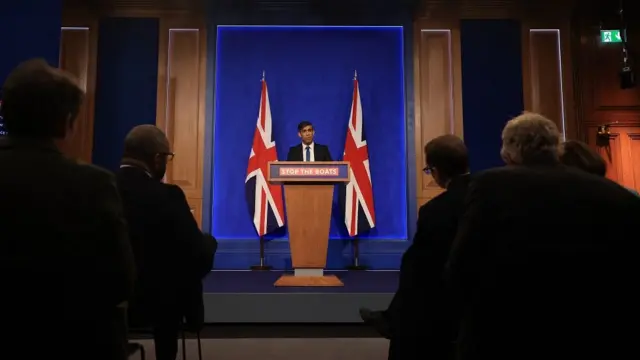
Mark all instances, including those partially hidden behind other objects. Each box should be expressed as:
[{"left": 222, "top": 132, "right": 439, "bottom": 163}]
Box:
[{"left": 500, "top": 112, "right": 561, "bottom": 165}]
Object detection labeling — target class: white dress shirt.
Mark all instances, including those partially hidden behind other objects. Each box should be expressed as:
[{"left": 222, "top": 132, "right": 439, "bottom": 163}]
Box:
[
  {"left": 120, "top": 164, "right": 152, "bottom": 178},
  {"left": 302, "top": 142, "right": 315, "bottom": 162}
]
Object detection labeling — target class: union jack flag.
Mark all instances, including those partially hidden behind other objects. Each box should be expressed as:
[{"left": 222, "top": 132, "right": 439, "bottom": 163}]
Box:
[
  {"left": 245, "top": 76, "right": 285, "bottom": 236},
  {"left": 343, "top": 73, "right": 376, "bottom": 236}
]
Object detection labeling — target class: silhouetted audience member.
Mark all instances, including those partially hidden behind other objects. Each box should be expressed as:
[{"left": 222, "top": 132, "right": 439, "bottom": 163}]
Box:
[
  {"left": 361, "top": 135, "right": 470, "bottom": 360},
  {"left": 116, "top": 125, "right": 217, "bottom": 360},
  {"left": 447, "top": 113, "right": 640, "bottom": 360},
  {"left": 559, "top": 140, "right": 607, "bottom": 176},
  {"left": 561, "top": 139, "right": 640, "bottom": 196},
  {"left": 0, "top": 59, "right": 135, "bottom": 359}
]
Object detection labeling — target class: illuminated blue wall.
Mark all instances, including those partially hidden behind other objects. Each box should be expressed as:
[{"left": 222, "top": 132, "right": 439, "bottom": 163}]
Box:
[{"left": 205, "top": 5, "right": 416, "bottom": 269}]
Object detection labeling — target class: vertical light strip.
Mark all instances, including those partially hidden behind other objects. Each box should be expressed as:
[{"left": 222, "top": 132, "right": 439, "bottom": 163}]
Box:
[
  {"left": 164, "top": 29, "right": 199, "bottom": 183},
  {"left": 59, "top": 27, "right": 90, "bottom": 91},
  {"left": 165, "top": 29, "right": 175, "bottom": 137},
  {"left": 555, "top": 30, "right": 567, "bottom": 141},
  {"left": 165, "top": 28, "right": 200, "bottom": 135},
  {"left": 420, "top": 29, "right": 455, "bottom": 134},
  {"left": 530, "top": 29, "right": 566, "bottom": 140}
]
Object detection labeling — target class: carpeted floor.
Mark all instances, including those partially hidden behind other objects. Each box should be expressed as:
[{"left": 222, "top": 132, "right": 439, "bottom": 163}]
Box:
[
  {"left": 129, "top": 338, "right": 389, "bottom": 360},
  {"left": 131, "top": 324, "right": 381, "bottom": 339}
]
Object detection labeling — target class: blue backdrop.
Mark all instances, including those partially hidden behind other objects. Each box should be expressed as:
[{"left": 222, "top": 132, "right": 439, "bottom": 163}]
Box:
[
  {"left": 0, "top": 0, "right": 62, "bottom": 137},
  {"left": 212, "top": 26, "right": 407, "bottom": 245},
  {"left": 0, "top": 0, "right": 62, "bottom": 86},
  {"left": 92, "top": 17, "right": 159, "bottom": 171},
  {"left": 460, "top": 20, "right": 525, "bottom": 172}
]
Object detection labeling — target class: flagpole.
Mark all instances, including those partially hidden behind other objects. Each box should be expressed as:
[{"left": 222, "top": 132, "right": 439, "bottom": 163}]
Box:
[
  {"left": 346, "top": 236, "right": 367, "bottom": 270},
  {"left": 251, "top": 235, "right": 273, "bottom": 271}
]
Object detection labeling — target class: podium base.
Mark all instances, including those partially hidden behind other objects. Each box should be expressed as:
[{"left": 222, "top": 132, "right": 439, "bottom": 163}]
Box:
[
  {"left": 274, "top": 274, "right": 344, "bottom": 287},
  {"left": 250, "top": 265, "right": 273, "bottom": 271},
  {"left": 345, "top": 264, "right": 368, "bottom": 270}
]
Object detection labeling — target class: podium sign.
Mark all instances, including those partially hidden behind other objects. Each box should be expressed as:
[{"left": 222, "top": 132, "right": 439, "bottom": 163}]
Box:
[
  {"left": 268, "top": 162, "right": 350, "bottom": 182},
  {"left": 268, "top": 161, "right": 350, "bottom": 286}
]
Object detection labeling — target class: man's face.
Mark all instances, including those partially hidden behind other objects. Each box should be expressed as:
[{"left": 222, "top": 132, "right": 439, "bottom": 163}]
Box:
[{"left": 298, "top": 125, "right": 314, "bottom": 145}]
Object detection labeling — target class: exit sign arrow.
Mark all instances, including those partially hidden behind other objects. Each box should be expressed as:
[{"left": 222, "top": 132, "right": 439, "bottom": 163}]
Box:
[{"left": 601, "top": 29, "right": 623, "bottom": 43}]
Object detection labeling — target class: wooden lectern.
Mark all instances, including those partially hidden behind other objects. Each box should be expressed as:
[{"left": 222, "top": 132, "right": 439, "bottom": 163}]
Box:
[{"left": 267, "top": 161, "right": 350, "bottom": 287}]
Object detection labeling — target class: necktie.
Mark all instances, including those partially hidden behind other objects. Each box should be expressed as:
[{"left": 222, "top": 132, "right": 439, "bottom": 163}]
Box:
[{"left": 305, "top": 146, "right": 311, "bottom": 162}]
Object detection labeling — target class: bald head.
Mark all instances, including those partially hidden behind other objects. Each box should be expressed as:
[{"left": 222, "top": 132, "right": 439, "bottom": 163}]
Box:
[
  {"left": 123, "top": 125, "right": 170, "bottom": 159},
  {"left": 122, "top": 125, "right": 172, "bottom": 180}
]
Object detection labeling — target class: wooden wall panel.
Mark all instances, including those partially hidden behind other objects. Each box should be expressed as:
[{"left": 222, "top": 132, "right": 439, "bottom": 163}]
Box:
[
  {"left": 575, "top": 21, "right": 640, "bottom": 191},
  {"left": 589, "top": 45, "right": 640, "bottom": 110},
  {"left": 587, "top": 126, "right": 640, "bottom": 192},
  {"left": 412, "top": 1, "right": 576, "bottom": 213},
  {"left": 156, "top": 18, "right": 207, "bottom": 228},
  {"left": 415, "top": 0, "right": 575, "bottom": 20},
  {"left": 62, "top": 2, "right": 207, "bottom": 227},
  {"left": 413, "top": 21, "right": 463, "bottom": 209},
  {"left": 577, "top": 29, "right": 640, "bottom": 122},
  {"left": 58, "top": 25, "right": 98, "bottom": 162},
  {"left": 630, "top": 133, "right": 640, "bottom": 192},
  {"left": 187, "top": 197, "right": 203, "bottom": 228},
  {"left": 522, "top": 29, "right": 567, "bottom": 138}
]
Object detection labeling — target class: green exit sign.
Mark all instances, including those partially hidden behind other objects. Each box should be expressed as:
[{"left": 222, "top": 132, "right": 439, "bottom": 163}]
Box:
[{"left": 601, "top": 29, "right": 622, "bottom": 43}]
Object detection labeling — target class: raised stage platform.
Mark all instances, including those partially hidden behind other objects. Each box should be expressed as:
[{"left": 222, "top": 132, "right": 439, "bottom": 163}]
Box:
[{"left": 204, "top": 270, "right": 397, "bottom": 323}]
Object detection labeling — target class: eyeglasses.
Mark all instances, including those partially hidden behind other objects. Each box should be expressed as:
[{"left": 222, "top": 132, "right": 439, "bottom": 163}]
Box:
[
  {"left": 158, "top": 152, "right": 175, "bottom": 161},
  {"left": 423, "top": 166, "right": 434, "bottom": 175}
]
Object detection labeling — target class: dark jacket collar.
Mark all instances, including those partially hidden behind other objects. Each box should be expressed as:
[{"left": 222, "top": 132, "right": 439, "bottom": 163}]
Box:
[
  {"left": 447, "top": 173, "right": 471, "bottom": 190},
  {"left": 509, "top": 162, "right": 563, "bottom": 170}
]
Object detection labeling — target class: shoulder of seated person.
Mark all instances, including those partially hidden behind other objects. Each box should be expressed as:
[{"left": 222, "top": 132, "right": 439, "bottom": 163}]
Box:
[
  {"left": 160, "top": 182, "right": 180, "bottom": 190},
  {"left": 72, "top": 161, "right": 115, "bottom": 182},
  {"left": 474, "top": 166, "right": 512, "bottom": 178},
  {"left": 417, "top": 192, "right": 449, "bottom": 216},
  {"left": 418, "top": 185, "right": 460, "bottom": 214},
  {"left": 161, "top": 182, "right": 186, "bottom": 195},
  {"left": 469, "top": 166, "right": 525, "bottom": 185}
]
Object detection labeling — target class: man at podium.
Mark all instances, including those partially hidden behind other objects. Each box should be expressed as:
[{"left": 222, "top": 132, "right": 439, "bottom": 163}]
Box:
[{"left": 286, "top": 121, "right": 333, "bottom": 161}]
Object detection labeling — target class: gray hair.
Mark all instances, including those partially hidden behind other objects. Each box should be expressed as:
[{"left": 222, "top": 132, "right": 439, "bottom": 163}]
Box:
[{"left": 500, "top": 112, "right": 561, "bottom": 165}]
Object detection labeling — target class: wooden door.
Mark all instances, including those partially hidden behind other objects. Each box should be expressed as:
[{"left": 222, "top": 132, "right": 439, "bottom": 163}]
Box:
[{"left": 587, "top": 126, "right": 640, "bottom": 193}]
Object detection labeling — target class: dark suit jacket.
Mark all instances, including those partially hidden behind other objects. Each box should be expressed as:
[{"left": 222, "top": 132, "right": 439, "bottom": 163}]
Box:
[
  {"left": 286, "top": 143, "right": 333, "bottom": 161},
  {"left": 387, "top": 175, "right": 470, "bottom": 341},
  {"left": 447, "top": 165, "right": 640, "bottom": 360},
  {"left": 115, "top": 166, "right": 216, "bottom": 330},
  {"left": 0, "top": 136, "right": 135, "bottom": 360}
]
